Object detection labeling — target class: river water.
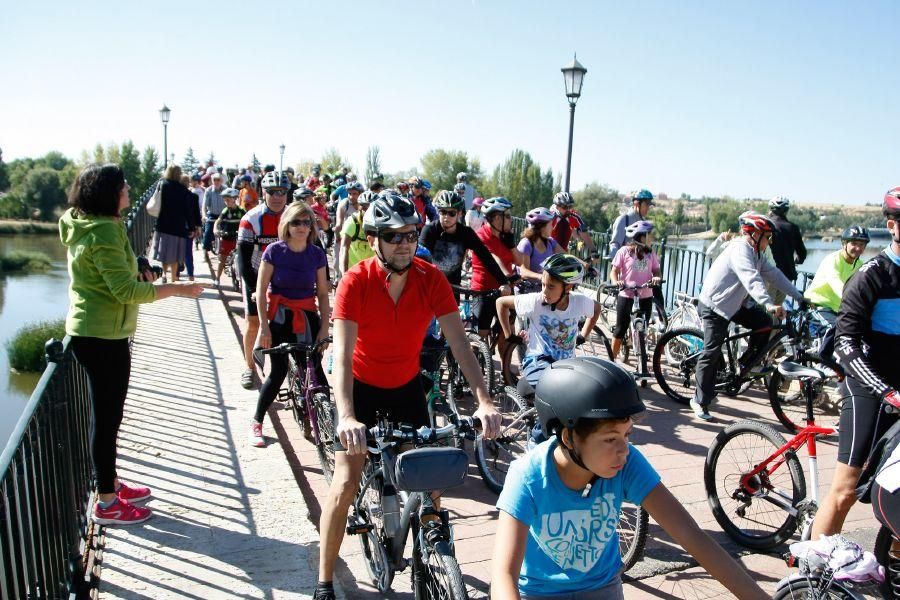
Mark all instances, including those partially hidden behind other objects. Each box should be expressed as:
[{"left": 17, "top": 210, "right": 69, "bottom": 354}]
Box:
[{"left": 0, "top": 234, "right": 69, "bottom": 451}]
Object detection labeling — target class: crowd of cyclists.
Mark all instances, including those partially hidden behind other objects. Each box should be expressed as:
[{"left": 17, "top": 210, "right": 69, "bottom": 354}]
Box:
[{"left": 117, "top": 158, "right": 900, "bottom": 599}]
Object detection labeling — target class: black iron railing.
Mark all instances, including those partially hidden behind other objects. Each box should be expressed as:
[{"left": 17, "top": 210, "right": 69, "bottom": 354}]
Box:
[{"left": 0, "top": 185, "right": 156, "bottom": 599}]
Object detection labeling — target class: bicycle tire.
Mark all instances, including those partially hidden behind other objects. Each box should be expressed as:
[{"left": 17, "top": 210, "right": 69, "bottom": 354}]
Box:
[
  {"left": 444, "top": 334, "right": 495, "bottom": 401},
  {"left": 415, "top": 538, "right": 468, "bottom": 600},
  {"left": 474, "top": 388, "right": 530, "bottom": 494},
  {"left": 772, "top": 575, "right": 864, "bottom": 599},
  {"left": 230, "top": 255, "right": 241, "bottom": 293},
  {"left": 577, "top": 326, "right": 614, "bottom": 361},
  {"left": 285, "top": 357, "right": 311, "bottom": 440},
  {"left": 357, "top": 462, "right": 395, "bottom": 593},
  {"left": 705, "top": 420, "right": 806, "bottom": 550},
  {"left": 767, "top": 355, "right": 840, "bottom": 434},
  {"left": 652, "top": 327, "right": 705, "bottom": 405},
  {"left": 618, "top": 501, "right": 649, "bottom": 572},
  {"left": 312, "top": 392, "right": 335, "bottom": 482},
  {"left": 874, "top": 525, "right": 900, "bottom": 600}
]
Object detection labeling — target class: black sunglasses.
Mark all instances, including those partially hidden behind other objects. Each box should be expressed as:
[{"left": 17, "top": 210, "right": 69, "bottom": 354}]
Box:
[
  {"left": 439, "top": 209, "right": 459, "bottom": 217},
  {"left": 378, "top": 231, "right": 419, "bottom": 244},
  {"left": 289, "top": 218, "right": 312, "bottom": 228},
  {"left": 268, "top": 189, "right": 287, "bottom": 196}
]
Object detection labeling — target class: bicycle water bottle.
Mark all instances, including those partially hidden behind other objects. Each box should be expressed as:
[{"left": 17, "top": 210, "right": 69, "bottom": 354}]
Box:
[
  {"left": 326, "top": 351, "right": 334, "bottom": 375},
  {"left": 381, "top": 486, "right": 401, "bottom": 537}
]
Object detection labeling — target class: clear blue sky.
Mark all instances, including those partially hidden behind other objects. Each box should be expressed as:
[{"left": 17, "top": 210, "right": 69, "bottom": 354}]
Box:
[{"left": 2, "top": 0, "right": 897, "bottom": 204}]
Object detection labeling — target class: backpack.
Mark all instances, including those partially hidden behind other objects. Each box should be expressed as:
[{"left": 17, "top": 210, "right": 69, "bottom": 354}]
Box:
[{"left": 349, "top": 212, "right": 367, "bottom": 243}]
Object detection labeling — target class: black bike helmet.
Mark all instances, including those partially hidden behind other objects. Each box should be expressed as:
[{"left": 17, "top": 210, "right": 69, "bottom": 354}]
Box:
[
  {"left": 535, "top": 357, "right": 645, "bottom": 438},
  {"left": 433, "top": 190, "right": 465, "bottom": 211},
  {"left": 841, "top": 226, "right": 870, "bottom": 244}
]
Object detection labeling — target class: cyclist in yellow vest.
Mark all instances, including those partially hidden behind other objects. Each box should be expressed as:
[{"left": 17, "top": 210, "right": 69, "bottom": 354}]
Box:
[{"left": 340, "top": 190, "right": 376, "bottom": 272}]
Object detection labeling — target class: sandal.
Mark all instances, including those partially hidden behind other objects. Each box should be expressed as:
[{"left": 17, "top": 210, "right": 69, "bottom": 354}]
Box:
[{"left": 240, "top": 369, "right": 254, "bottom": 390}]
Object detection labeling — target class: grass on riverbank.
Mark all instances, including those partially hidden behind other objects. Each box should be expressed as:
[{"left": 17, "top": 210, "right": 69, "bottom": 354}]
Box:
[
  {"left": 0, "top": 220, "right": 59, "bottom": 234},
  {"left": 7, "top": 319, "right": 66, "bottom": 372},
  {"left": 0, "top": 250, "right": 53, "bottom": 273}
]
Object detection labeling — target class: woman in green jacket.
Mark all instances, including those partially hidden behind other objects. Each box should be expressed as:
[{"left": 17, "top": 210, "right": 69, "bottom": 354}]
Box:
[{"left": 60, "top": 164, "right": 203, "bottom": 525}]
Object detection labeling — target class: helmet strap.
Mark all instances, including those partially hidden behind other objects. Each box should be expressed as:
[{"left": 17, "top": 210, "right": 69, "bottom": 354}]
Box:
[
  {"left": 373, "top": 238, "right": 413, "bottom": 279},
  {"left": 561, "top": 428, "right": 599, "bottom": 497},
  {"left": 542, "top": 284, "right": 569, "bottom": 311}
]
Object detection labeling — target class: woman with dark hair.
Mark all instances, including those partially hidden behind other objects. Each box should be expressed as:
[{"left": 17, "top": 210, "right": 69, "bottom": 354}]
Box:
[
  {"left": 153, "top": 164, "right": 201, "bottom": 282},
  {"left": 60, "top": 163, "right": 203, "bottom": 525}
]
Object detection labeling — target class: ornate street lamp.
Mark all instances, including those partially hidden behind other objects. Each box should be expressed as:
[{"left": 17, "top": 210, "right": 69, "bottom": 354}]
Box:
[
  {"left": 159, "top": 105, "right": 171, "bottom": 168},
  {"left": 279, "top": 143, "right": 285, "bottom": 173},
  {"left": 561, "top": 56, "right": 587, "bottom": 192}
]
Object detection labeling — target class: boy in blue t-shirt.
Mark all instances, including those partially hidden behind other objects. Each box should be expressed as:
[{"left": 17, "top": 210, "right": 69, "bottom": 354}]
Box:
[{"left": 492, "top": 357, "right": 768, "bottom": 599}]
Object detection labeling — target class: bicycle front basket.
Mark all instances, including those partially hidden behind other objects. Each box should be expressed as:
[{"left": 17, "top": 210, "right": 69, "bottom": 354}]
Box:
[{"left": 394, "top": 447, "right": 468, "bottom": 492}]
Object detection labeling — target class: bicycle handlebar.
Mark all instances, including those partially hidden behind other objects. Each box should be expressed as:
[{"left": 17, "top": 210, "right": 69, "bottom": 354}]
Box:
[
  {"left": 600, "top": 280, "right": 666, "bottom": 293},
  {"left": 258, "top": 337, "right": 333, "bottom": 355},
  {"left": 365, "top": 415, "right": 481, "bottom": 448}
]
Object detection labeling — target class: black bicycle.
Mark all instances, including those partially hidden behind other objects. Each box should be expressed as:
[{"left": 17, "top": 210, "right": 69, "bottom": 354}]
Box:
[
  {"left": 346, "top": 414, "right": 479, "bottom": 599},
  {"left": 259, "top": 338, "right": 335, "bottom": 481}
]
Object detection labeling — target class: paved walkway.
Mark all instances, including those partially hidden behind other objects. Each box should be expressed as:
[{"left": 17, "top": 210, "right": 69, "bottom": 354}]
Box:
[{"left": 98, "top": 246, "right": 882, "bottom": 599}]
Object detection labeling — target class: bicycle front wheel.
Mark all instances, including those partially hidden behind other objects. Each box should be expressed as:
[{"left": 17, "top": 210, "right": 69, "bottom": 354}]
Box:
[
  {"left": 312, "top": 392, "right": 335, "bottom": 482},
  {"left": 772, "top": 575, "right": 864, "bottom": 599},
  {"left": 705, "top": 420, "right": 806, "bottom": 550},
  {"left": 653, "top": 327, "right": 705, "bottom": 405},
  {"left": 415, "top": 538, "right": 468, "bottom": 600},
  {"left": 444, "top": 334, "right": 495, "bottom": 400},
  {"left": 874, "top": 525, "right": 900, "bottom": 600},
  {"left": 474, "top": 388, "right": 530, "bottom": 494},
  {"left": 618, "top": 501, "right": 649, "bottom": 572}
]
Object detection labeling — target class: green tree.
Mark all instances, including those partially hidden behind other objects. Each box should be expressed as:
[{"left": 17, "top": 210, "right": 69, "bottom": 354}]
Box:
[
  {"left": 320, "top": 148, "right": 351, "bottom": 176},
  {"left": 0, "top": 192, "right": 27, "bottom": 219},
  {"left": 250, "top": 153, "right": 261, "bottom": 171},
  {"left": 205, "top": 151, "right": 216, "bottom": 167},
  {"left": 20, "top": 167, "right": 66, "bottom": 220},
  {"left": 365, "top": 146, "right": 382, "bottom": 186},
  {"left": 119, "top": 141, "right": 141, "bottom": 202},
  {"left": 181, "top": 147, "right": 200, "bottom": 174},
  {"left": 137, "top": 146, "right": 162, "bottom": 196},
  {"left": 572, "top": 182, "right": 621, "bottom": 232},
  {"left": 0, "top": 148, "right": 8, "bottom": 191},
  {"left": 486, "top": 149, "right": 556, "bottom": 215},
  {"left": 92, "top": 143, "right": 105, "bottom": 164},
  {"left": 420, "top": 149, "right": 483, "bottom": 194},
  {"left": 105, "top": 143, "right": 122, "bottom": 166}
]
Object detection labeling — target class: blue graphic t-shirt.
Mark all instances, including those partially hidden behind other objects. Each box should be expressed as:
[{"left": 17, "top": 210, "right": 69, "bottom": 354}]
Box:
[
  {"left": 496, "top": 439, "right": 660, "bottom": 595},
  {"left": 514, "top": 292, "right": 595, "bottom": 361}
]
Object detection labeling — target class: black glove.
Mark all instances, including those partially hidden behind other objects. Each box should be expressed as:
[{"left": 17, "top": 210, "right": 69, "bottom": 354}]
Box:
[
  {"left": 798, "top": 298, "right": 811, "bottom": 311},
  {"left": 499, "top": 231, "right": 516, "bottom": 249},
  {"left": 576, "top": 334, "right": 586, "bottom": 347},
  {"left": 507, "top": 273, "right": 522, "bottom": 285},
  {"left": 506, "top": 333, "right": 525, "bottom": 346}
]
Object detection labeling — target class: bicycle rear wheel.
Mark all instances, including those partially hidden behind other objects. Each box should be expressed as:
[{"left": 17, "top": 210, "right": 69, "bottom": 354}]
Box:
[
  {"left": 415, "top": 538, "right": 468, "bottom": 600},
  {"left": 618, "top": 501, "right": 649, "bottom": 572},
  {"left": 444, "top": 334, "right": 495, "bottom": 401},
  {"left": 576, "top": 326, "right": 614, "bottom": 361},
  {"left": 767, "top": 356, "right": 840, "bottom": 434},
  {"left": 772, "top": 575, "right": 864, "bottom": 599},
  {"left": 474, "top": 388, "right": 530, "bottom": 494},
  {"left": 312, "top": 392, "right": 335, "bottom": 482},
  {"left": 705, "top": 420, "right": 805, "bottom": 550},
  {"left": 874, "top": 525, "right": 900, "bottom": 600},
  {"left": 652, "top": 327, "right": 705, "bottom": 405}
]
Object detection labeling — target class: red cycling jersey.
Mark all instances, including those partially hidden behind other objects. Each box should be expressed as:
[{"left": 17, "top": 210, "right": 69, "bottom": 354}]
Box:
[
  {"left": 471, "top": 223, "right": 514, "bottom": 291},
  {"left": 333, "top": 257, "right": 457, "bottom": 388}
]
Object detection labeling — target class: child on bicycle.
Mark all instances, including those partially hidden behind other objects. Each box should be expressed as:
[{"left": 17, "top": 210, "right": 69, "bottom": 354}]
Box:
[
  {"left": 609, "top": 220, "right": 661, "bottom": 362},
  {"left": 213, "top": 188, "right": 245, "bottom": 284},
  {"left": 491, "top": 356, "right": 768, "bottom": 600}
]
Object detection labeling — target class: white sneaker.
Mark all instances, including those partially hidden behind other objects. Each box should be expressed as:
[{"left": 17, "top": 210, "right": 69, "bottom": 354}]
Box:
[
  {"left": 690, "top": 399, "right": 713, "bottom": 421},
  {"left": 249, "top": 421, "right": 265, "bottom": 447}
]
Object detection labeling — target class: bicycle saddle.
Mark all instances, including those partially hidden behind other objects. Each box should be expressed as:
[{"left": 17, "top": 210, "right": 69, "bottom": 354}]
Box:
[{"left": 777, "top": 361, "right": 827, "bottom": 381}]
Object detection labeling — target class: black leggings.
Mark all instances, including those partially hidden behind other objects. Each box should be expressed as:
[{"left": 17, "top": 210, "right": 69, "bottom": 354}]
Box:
[
  {"left": 70, "top": 336, "right": 131, "bottom": 495},
  {"left": 613, "top": 295, "right": 652, "bottom": 339},
  {"left": 254, "top": 310, "right": 325, "bottom": 424}
]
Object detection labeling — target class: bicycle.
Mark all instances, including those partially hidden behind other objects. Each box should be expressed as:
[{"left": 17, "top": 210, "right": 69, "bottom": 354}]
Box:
[
  {"left": 346, "top": 414, "right": 478, "bottom": 598},
  {"left": 654, "top": 307, "right": 842, "bottom": 432},
  {"left": 774, "top": 534, "right": 884, "bottom": 599},
  {"left": 595, "top": 282, "right": 667, "bottom": 367},
  {"left": 212, "top": 231, "right": 241, "bottom": 293},
  {"left": 666, "top": 290, "right": 702, "bottom": 331},
  {"left": 259, "top": 338, "right": 335, "bottom": 481},
  {"left": 704, "top": 360, "right": 841, "bottom": 550},
  {"left": 599, "top": 282, "right": 665, "bottom": 388},
  {"left": 472, "top": 384, "right": 650, "bottom": 572},
  {"left": 447, "top": 284, "right": 500, "bottom": 395}
]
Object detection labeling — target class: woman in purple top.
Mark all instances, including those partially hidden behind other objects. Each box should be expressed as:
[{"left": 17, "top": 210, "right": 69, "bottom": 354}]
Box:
[
  {"left": 249, "top": 202, "right": 330, "bottom": 447},
  {"left": 517, "top": 207, "right": 562, "bottom": 292}
]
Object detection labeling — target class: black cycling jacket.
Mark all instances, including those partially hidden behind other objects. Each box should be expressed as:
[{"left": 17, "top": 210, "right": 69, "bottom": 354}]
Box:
[
  {"left": 769, "top": 214, "right": 807, "bottom": 281},
  {"left": 418, "top": 221, "right": 506, "bottom": 286},
  {"left": 835, "top": 250, "right": 900, "bottom": 396}
]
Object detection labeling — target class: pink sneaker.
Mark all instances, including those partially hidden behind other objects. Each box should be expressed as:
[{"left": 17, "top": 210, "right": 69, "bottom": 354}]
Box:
[
  {"left": 92, "top": 498, "right": 152, "bottom": 525},
  {"left": 249, "top": 421, "right": 265, "bottom": 447},
  {"left": 116, "top": 481, "right": 151, "bottom": 503}
]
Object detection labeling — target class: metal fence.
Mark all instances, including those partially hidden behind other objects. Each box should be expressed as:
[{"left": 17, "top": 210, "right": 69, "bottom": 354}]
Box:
[
  {"left": 511, "top": 216, "right": 813, "bottom": 308},
  {"left": 0, "top": 185, "right": 156, "bottom": 599}
]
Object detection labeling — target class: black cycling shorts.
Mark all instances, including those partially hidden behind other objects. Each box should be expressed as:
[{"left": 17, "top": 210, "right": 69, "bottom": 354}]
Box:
[
  {"left": 471, "top": 291, "right": 501, "bottom": 332},
  {"left": 242, "top": 271, "right": 259, "bottom": 317},
  {"left": 333, "top": 375, "right": 429, "bottom": 452},
  {"left": 613, "top": 295, "right": 652, "bottom": 339},
  {"left": 838, "top": 376, "right": 898, "bottom": 467}
]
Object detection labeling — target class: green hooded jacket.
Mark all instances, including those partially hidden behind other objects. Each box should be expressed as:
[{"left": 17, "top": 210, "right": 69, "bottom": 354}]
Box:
[{"left": 59, "top": 208, "right": 157, "bottom": 339}]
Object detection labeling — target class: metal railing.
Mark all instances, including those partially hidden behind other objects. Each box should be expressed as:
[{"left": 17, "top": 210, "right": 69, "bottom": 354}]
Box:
[{"left": 0, "top": 185, "right": 156, "bottom": 599}]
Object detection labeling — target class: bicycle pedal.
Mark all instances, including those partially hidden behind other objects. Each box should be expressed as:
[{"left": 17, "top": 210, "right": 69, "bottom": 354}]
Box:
[{"left": 346, "top": 514, "right": 372, "bottom": 535}]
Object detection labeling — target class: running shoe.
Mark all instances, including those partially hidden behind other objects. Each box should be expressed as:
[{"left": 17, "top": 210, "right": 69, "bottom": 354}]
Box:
[
  {"left": 249, "top": 421, "right": 265, "bottom": 447},
  {"left": 690, "top": 398, "right": 713, "bottom": 421},
  {"left": 92, "top": 498, "right": 152, "bottom": 525},
  {"left": 116, "top": 481, "right": 151, "bottom": 503},
  {"left": 241, "top": 369, "right": 254, "bottom": 389}
]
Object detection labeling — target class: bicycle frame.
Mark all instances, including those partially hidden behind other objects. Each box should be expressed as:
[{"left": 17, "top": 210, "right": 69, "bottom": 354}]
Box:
[{"left": 295, "top": 347, "right": 330, "bottom": 446}]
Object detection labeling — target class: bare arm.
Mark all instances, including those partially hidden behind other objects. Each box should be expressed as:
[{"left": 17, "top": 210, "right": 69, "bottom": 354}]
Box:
[
  {"left": 643, "top": 484, "right": 768, "bottom": 600},
  {"left": 332, "top": 319, "right": 368, "bottom": 455},
  {"left": 255, "top": 261, "right": 274, "bottom": 348},
  {"left": 496, "top": 295, "right": 517, "bottom": 339},
  {"left": 579, "top": 300, "right": 602, "bottom": 339},
  {"left": 315, "top": 266, "right": 331, "bottom": 347},
  {"left": 490, "top": 512, "right": 528, "bottom": 600},
  {"left": 341, "top": 234, "right": 352, "bottom": 272}
]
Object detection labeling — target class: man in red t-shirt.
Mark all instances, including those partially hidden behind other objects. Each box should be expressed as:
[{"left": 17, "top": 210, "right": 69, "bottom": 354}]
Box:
[
  {"left": 313, "top": 192, "right": 501, "bottom": 600},
  {"left": 550, "top": 191, "right": 599, "bottom": 259}
]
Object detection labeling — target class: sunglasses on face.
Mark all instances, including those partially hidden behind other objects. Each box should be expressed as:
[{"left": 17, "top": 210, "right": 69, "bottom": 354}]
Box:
[
  {"left": 378, "top": 231, "right": 419, "bottom": 244},
  {"left": 439, "top": 210, "right": 458, "bottom": 217},
  {"left": 269, "top": 189, "right": 287, "bottom": 196},
  {"left": 289, "top": 218, "right": 312, "bottom": 228}
]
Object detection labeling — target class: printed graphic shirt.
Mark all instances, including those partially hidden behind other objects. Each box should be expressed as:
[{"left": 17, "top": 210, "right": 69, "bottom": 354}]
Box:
[
  {"left": 237, "top": 204, "right": 282, "bottom": 277},
  {"left": 514, "top": 292, "right": 594, "bottom": 361},
  {"left": 497, "top": 439, "right": 660, "bottom": 596},
  {"left": 612, "top": 247, "right": 660, "bottom": 299}
]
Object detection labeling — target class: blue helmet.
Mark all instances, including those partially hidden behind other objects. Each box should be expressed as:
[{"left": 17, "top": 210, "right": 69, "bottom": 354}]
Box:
[{"left": 633, "top": 189, "right": 654, "bottom": 203}]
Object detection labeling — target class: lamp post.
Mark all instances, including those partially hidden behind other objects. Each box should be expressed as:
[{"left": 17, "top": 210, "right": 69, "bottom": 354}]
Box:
[
  {"left": 279, "top": 144, "right": 285, "bottom": 173},
  {"left": 561, "top": 55, "right": 587, "bottom": 193},
  {"left": 159, "top": 105, "right": 171, "bottom": 169}
]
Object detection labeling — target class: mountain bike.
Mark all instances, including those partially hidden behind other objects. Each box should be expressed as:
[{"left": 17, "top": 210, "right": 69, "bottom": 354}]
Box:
[
  {"left": 259, "top": 338, "right": 335, "bottom": 481},
  {"left": 212, "top": 231, "right": 241, "bottom": 292},
  {"left": 446, "top": 285, "right": 497, "bottom": 397},
  {"left": 595, "top": 282, "right": 667, "bottom": 366},
  {"left": 704, "top": 360, "right": 841, "bottom": 550},
  {"left": 599, "top": 282, "right": 665, "bottom": 388},
  {"left": 775, "top": 535, "right": 883, "bottom": 599},
  {"left": 654, "top": 307, "right": 841, "bottom": 432},
  {"left": 346, "top": 415, "right": 478, "bottom": 599},
  {"left": 473, "top": 384, "right": 649, "bottom": 572}
]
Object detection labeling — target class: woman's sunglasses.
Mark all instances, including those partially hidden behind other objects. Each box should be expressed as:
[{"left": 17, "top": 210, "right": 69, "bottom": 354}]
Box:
[
  {"left": 439, "top": 209, "right": 458, "bottom": 218},
  {"left": 289, "top": 218, "right": 312, "bottom": 228},
  {"left": 378, "top": 231, "right": 419, "bottom": 244}
]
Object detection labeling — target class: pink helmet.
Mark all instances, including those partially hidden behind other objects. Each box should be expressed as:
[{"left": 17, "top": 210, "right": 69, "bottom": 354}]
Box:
[
  {"left": 472, "top": 196, "right": 485, "bottom": 208},
  {"left": 526, "top": 206, "right": 554, "bottom": 225}
]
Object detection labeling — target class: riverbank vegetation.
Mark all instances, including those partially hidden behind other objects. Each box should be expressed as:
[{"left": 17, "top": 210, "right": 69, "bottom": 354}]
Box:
[
  {"left": 0, "top": 250, "right": 53, "bottom": 273},
  {"left": 7, "top": 318, "right": 65, "bottom": 372}
]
